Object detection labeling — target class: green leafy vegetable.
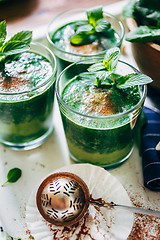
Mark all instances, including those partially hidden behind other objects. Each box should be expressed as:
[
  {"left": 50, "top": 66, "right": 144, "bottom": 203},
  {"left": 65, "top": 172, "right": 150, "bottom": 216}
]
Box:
[
  {"left": 122, "top": 0, "right": 160, "bottom": 44},
  {"left": 0, "top": 20, "right": 32, "bottom": 63},
  {"left": 70, "top": 6, "right": 111, "bottom": 46},
  {"left": 1, "top": 168, "right": 22, "bottom": 187},
  {"left": 77, "top": 47, "right": 152, "bottom": 88},
  {"left": 125, "top": 26, "right": 160, "bottom": 43}
]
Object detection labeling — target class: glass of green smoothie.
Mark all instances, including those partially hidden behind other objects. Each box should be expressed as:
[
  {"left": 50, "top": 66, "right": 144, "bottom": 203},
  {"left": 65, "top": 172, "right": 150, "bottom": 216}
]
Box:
[
  {"left": 56, "top": 48, "right": 151, "bottom": 168},
  {"left": 47, "top": 6, "right": 124, "bottom": 72},
  {"left": 0, "top": 42, "right": 57, "bottom": 150}
]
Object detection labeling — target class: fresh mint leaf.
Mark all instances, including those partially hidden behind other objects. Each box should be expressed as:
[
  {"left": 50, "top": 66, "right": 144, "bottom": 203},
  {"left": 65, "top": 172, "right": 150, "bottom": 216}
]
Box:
[
  {"left": 70, "top": 6, "right": 112, "bottom": 46},
  {"left": 70, "top": 32, "right": 96, "bottom": 45},
  {"left": 76, "top": 24, "right": 93, "bottom": 34},
  {"left": 88, "top": 62, "right": 105, "bottom": 72},
  {"left": 95, "top": 19, "right": 111, "bottom": 33},
  {"left": 1, "top": 41, "right": 30, "bottom": 55},
  {"left": 87, "top": 6, "right": 103, "bottom": 27},
  {"left": 0, "top": 20, "right": 6, "bottom": 47},
  {"left": 104, "top": 47, "right": 120, "bottom": 71},
  {"left": 77, "top": 47, "right": 153, "bottom": 89},
  {"left": 125, "top": 26, "right": 160, "bottom": 43},
  {"left": 0, "top": 21, "right": 32, "bottom": 64},
  {"left": 116, "top": 73, "right": 152, "bottom": 89},
  {"left": 9, "top": 30, "right": 32, "bottom": 44},
  {"left": 1, "top": 168, "right": 22, "bottom": 187},
  {"left": 95, "top": 70, "right": 113, "bottom": 85}
]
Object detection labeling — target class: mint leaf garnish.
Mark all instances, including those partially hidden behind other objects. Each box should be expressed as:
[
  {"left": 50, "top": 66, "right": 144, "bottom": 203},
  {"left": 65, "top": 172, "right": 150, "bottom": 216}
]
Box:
[
  {"left": 0, "top": 20, "right": 6, "bottom": 47},
  {"left": 1, "top": 41, "right": 30, "bottom": 56},
  {"left": 9, "top": 30, "right": 32, "bottom": 44},
  {"left": 1, "top": 168, "right": 22, "bottom": 187},
  {"left": 70, "top": 6, "right": 111, "bottom": 46},
  {"left": 116, "top": 73, "right": 153, "bottom": 88},
  {"left": 78, "top": 47, "right": 153, "bottom": 88},
  {"left": 0, "top": 20, "right": 32, "bottom": 63}
]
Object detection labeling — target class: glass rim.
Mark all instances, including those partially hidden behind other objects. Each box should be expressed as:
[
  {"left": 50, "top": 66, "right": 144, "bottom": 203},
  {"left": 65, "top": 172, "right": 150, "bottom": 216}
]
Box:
[
  {"left": 56, "top": 59, "right": 147, "bottom": 120},
  {"left": 0, "top": 41, "right": 57, "bottom": 96},
  {"left": 46, "top": 8, "right": 125, "bottom": 58}
]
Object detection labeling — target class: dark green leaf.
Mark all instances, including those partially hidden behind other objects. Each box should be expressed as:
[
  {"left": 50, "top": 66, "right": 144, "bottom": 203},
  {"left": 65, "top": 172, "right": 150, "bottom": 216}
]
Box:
[
  {"left": 116, "top": 73, "right": 152, "bottom": 89},
  {"left": 95, "top": 19, "right": 111, "bottom": 33},
  {"left": 1, "top": 168, "right": 22, "bottom": 187},
  {"left": 133, "top": 1, "right": 160, "bottom": 26},
  {"left": 87, "top": 6, "right": 103, "bottom": 27},
  {"left": 1, "top": 41, "right": 30, "bottom": 55},
  {"left": 125, "top": 26, "right": 160, "bottom": 43},
  {"left": 9, "top": 30, "right": 32, "bottom": 44},
  {"left": 70, "top": 32, "right": 96, "bottom": 45},
  {"left": 0, "top": 20, "right": 6, "bottom": 47}
]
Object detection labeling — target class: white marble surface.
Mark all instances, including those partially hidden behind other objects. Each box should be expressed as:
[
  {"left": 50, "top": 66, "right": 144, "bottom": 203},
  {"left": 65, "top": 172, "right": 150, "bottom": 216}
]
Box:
[{"left": 0, "top": 1, "right": 160, "bottom": 239}]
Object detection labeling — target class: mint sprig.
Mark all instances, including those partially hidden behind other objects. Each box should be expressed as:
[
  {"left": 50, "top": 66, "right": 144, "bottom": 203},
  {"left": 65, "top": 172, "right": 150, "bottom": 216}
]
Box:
[
  {"left": 78, "top": 47, "right": 153, "bottom": 88},
  {"left": 0, "top": 20, "right": 32, "bottom": 63},
  {"left": 70, "top": 6, "right": 111, "bottom": 46}
]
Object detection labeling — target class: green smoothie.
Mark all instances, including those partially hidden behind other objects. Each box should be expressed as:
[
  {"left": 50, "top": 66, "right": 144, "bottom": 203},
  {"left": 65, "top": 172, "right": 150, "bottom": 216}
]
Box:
[
  {"left": 0, "top": 49, "right": 56, "bottom": 149},
  {"left": 61, "top": 78, "right": 140, "bottom": 167},
  {"left": 56, "top": 47, "right": 151, "bottom": 168},
  {"left": 47, "top": 7, "right": 124, "bottom": 71}
]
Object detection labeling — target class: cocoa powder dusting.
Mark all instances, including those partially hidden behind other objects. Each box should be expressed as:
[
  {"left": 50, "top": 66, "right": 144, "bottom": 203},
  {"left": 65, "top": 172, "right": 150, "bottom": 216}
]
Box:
[
  {"left": 47, "top": 204, "right": 113, "bottom": 239},
  {"left": 127, "top": 194, "right": 160, "bottom": 239},
  {"left": 128, "top": 214, "right": 160, "bottom": 239}
]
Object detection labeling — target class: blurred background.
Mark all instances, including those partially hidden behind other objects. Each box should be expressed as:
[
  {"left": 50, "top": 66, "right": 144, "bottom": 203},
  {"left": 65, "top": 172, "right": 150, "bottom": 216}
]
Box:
[{"left": 0, "top": 0, "right": 122, "bottom": 35}]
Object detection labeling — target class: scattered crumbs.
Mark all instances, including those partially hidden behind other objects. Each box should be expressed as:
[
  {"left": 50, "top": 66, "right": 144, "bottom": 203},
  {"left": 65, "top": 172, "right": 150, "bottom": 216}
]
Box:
[
  {"left": 127, "top": 191, "right": 160, "bottom": 239},
  {"left": 128, "top": 214, "right": 160, "bottom": 239},
  {"left": 39, "top": 163, "right": 45, "bottom": 168},
  {"left": 26, "top": 229, "right": 34, "bottom": 239},
  {"left": 4, "top": 162, "right": 8, "bottom": 165},
  {"left": 35, "top": 162, "right": 45, "bottom": 168},
  {"left": 3, "top": 149, "right": 6, "bottom": 153}
]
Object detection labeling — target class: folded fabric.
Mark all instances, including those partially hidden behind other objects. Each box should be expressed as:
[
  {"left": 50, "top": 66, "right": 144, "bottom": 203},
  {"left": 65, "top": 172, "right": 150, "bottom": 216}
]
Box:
[{"left": 141, "top": 106, "right": 160, "bottom": 191}]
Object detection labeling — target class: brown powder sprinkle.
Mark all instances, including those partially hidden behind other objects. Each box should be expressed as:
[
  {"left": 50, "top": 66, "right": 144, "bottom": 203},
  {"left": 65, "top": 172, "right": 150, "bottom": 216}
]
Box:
[
  {"left": 47, "top": 205, "right": 114, "bottom": 240},
  {"left": 128, "top": 213, "right": 160, "bottom": 239}
]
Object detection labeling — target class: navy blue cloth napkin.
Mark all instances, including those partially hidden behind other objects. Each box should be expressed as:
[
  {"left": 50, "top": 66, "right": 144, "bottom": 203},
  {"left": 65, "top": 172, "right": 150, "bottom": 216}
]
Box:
[{"left": 141, "top": 106, "right": 160, "bottom": 191}]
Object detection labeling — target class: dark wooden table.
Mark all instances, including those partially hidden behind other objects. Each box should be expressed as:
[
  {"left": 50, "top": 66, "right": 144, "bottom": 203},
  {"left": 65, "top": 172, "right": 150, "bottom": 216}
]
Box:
[{"left": 0, "top": 0, "right": 122, "bottom": 35}]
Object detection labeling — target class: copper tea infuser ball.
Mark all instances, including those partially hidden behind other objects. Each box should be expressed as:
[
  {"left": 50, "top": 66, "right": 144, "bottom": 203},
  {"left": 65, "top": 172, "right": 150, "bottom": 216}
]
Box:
[
  {"left": 36, "top": 172, "right": 160, "bottom": 226},
  {"left": 36, "top": 172, "right": 90, "bottom": 226}
]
